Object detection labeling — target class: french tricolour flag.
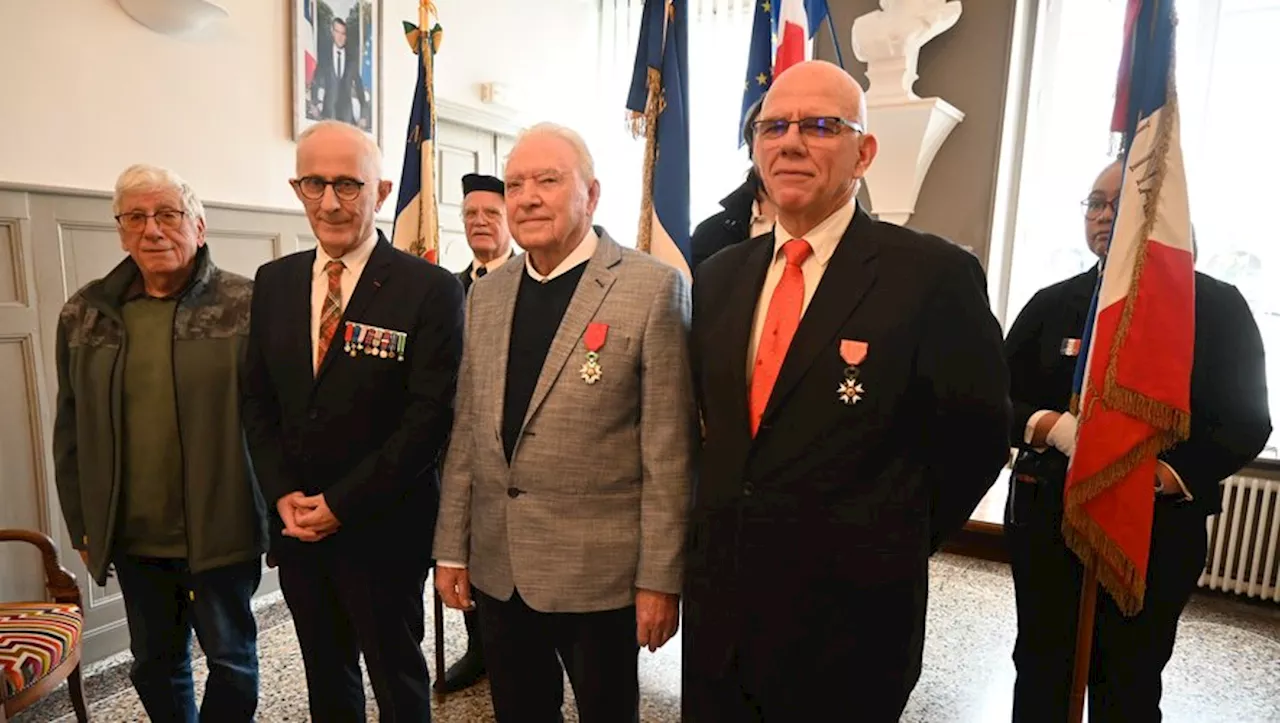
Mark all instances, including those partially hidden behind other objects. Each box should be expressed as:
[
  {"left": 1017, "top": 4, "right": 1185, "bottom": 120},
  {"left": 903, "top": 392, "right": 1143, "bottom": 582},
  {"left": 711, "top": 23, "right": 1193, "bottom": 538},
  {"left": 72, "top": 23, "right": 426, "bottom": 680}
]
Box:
[
  {"left": 303, "top": 0, "right": 317, "bottom": 86},
  {"left": 1062, "top": 0, "right": 1195, "bottom": 617},
  {"left": 774, "top": 0, "right": 829, "bottom": 77}
]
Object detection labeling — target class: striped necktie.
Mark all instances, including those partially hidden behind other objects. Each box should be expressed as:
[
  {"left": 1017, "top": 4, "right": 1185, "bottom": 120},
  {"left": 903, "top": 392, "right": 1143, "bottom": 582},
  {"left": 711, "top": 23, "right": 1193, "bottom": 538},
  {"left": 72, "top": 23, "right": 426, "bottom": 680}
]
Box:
[{"left": 316, "top": 259, "right": 345, "bottom": 370}]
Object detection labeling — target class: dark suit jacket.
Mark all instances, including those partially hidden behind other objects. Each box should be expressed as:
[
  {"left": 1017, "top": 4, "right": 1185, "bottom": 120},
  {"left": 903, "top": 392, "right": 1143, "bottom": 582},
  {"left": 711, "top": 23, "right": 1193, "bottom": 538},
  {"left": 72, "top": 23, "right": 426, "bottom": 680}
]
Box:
[
  {"left": 242, "top": 234, "right": 464, "bottom": 560},
  {"left": 690, "top": 179, "right": 757, "bottom": 273},
  {"left": 311, "top": 47, "right": 367, "bottom": 125},
  {"left": 455, "top": 267, "right": 473, "bottom": 294},
  {"left": 685, "top": 205, "right": 1011, "bottom": 673},
  {"left": 1005, "top": 266, "right": 1271, "bottom": 515}
]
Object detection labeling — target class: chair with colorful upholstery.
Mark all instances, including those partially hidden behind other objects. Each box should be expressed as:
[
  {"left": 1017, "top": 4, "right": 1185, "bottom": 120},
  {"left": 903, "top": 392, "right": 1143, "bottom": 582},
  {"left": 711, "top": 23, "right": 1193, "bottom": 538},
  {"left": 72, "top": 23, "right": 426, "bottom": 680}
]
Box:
[{"left": 0, "top": 529, "right": 88, "bottom": 722}]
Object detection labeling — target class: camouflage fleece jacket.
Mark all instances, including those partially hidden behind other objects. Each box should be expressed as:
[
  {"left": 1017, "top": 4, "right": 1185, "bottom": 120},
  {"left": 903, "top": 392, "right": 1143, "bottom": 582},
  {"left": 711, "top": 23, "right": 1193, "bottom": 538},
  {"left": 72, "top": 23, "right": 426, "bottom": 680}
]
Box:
[{"left": 52, "top": 245, "right": 267, "bottom": 586}]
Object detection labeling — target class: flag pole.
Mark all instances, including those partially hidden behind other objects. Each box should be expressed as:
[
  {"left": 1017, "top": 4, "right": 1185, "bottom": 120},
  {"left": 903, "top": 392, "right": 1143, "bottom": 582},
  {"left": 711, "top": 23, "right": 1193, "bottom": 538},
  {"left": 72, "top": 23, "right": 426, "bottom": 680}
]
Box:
[
  {"left": 824, "top": 12, "right": 845, "bottom": 70},
  {"left": 1068, "top": 567, "right": 1099, "bottom": 722}
]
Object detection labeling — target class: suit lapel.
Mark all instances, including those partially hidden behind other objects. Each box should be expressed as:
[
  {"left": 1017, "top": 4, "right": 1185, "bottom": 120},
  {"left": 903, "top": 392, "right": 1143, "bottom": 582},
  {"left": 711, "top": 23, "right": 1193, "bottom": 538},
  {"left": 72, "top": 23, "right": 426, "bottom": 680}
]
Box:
[
  {"left": 717, "top": 236, "right": 775, "bottom": 438},
  {"left": 760, "top": 207, "right": 880, "bottom": 426},
  {"left": 288, "top": 251, "right": 317, "bottom": 393},
  {"left": 520, "top": 233, "right": 621, "bottom": 431},
  {"left": 314, "top": 235, "right": 396, "bottom": 385}
]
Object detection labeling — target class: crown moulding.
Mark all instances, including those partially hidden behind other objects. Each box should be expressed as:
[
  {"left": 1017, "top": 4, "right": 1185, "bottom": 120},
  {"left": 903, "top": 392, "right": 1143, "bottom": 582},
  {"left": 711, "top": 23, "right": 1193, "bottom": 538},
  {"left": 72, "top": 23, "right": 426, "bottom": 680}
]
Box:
[{"left": 117, "top": 0, "right": 229, "bottom": 36}]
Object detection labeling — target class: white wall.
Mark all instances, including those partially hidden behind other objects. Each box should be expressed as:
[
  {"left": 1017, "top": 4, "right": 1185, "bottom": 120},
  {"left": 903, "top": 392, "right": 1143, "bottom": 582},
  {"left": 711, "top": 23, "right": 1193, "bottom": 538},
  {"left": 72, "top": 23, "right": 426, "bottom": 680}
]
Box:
[{"left": 0, "top": 0, "right": 596, "bottom": 215}]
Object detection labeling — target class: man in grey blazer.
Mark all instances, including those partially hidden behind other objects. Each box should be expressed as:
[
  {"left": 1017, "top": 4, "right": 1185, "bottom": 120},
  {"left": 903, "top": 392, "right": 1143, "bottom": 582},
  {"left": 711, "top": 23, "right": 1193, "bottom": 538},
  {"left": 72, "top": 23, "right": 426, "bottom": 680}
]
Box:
[{"left": 433, "top": 122, "right": 696, "bottom": 723}]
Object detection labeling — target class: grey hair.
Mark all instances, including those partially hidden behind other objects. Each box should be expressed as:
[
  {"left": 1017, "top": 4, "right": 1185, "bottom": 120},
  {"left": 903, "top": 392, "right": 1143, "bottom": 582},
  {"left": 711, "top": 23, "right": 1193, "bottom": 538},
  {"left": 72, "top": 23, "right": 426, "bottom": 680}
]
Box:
[
  {"left": 512, "top": 122, "right": 596, "bottom": 184},
  {"left": 297, "top": 120, "right": 384, "bottom": 179},
  {"left": 112, "top": 164, "right": 206, "bottom": 225}
]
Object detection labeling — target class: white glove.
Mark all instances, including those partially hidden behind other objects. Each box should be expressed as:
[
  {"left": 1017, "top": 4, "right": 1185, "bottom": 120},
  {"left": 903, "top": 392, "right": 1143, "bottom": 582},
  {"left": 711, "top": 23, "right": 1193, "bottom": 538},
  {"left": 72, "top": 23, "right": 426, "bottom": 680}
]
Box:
[{"left": 1046, "top": 412, "right": 1078, "bottom": 457}]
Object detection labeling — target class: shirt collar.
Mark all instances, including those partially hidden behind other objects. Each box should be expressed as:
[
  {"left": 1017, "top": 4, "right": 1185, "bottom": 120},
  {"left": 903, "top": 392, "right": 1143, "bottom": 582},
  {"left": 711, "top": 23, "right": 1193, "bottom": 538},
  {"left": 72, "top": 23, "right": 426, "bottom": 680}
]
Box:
[
  {"left": 472, "top": 247, "right": 514, "bottom": 277},
  {"left": 314, "top": 231, "right": 377, "bottom": 278},
  {"left": 524, "top": 227, "right": 598, "bottom": 283},
  {"left": 774, "top": 200, "right": 856, "bottom": 268}
]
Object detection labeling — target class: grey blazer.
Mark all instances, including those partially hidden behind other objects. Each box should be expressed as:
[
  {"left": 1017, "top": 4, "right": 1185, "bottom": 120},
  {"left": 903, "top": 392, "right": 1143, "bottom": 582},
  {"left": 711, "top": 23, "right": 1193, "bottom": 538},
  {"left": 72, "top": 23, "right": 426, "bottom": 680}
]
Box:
[{"left": 433, "top": 228, "right": 697, "bottom": 613}]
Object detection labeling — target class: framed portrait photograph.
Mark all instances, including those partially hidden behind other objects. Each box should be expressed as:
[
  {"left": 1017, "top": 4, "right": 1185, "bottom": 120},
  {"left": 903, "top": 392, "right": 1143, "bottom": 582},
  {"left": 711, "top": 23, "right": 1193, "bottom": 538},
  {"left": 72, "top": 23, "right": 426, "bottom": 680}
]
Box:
[{"left": 293, "top": 0, "right": 381, "bottom": 143}]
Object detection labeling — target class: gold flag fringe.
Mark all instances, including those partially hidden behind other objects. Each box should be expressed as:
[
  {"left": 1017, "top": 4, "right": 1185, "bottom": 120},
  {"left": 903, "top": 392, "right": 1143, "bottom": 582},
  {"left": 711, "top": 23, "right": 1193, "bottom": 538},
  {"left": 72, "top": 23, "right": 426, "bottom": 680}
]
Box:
[
  {"left": 408, "top": 2, "right": 442, "bottom": 261},
  {"left": 1063, "top": 71, "right": 1191, "bottom": 618},
  {"left": 633, "top": 67, "right": 662, "bottom": 254}
]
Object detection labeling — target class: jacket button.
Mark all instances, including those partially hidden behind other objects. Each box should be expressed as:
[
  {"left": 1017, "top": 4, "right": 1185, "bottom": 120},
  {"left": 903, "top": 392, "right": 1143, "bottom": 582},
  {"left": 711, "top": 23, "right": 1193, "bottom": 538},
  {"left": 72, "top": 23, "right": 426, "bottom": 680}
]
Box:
[
  {"left": 308, "top": 409, "right": 318, "bottom": 420},
  {"left": 743, "top": 483, "right": 755, "bottom": 496},
  {"left": 507, "top": 487, "right": 521, "bottom": 499}
]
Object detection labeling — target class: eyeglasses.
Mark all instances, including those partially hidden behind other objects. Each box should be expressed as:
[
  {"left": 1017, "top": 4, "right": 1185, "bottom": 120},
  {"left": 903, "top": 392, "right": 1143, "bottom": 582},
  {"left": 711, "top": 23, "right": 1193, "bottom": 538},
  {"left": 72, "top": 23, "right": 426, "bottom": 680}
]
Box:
[
  {"left": 115, "top": 210, "right": 186, "bottom": 232},
  {"left": 1081, "top": 197, "right": 1120, "bottom": 218},
  {"left": 291, "top": 176, "right": 365, "bottom": 201},
  {"left": 752, "top": 116, "right": 864, "bottom": 141}
]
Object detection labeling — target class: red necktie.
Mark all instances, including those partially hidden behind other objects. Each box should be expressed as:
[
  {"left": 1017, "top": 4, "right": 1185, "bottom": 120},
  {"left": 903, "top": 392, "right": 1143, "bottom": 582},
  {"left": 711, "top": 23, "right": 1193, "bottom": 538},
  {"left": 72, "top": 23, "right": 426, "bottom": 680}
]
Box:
[
  {"left": 316, "top": 260, "right": 344, "bottom": 370},
  {"left": 749, "top": 239, "right": 813, "bottom": 436}
]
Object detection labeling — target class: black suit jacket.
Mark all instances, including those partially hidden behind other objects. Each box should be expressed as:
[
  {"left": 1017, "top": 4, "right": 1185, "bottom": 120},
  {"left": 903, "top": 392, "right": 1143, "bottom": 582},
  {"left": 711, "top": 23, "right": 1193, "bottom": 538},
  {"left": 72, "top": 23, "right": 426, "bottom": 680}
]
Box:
[
  {"left": 455, "top": 267, "right": 473, "bottom": 294},
  {"left": 1005, "top": 266, "right": 1271, "bottom": 515},
  {"left": 690, "top": 179, "right": 757, "bottom": 273},
  {"left": 242, "top": 234, "right": 464, "bottom": 559},
  {"left": 685, "top": 205, "right": 1011, "bottom": 672},
  {"left": 311, "top": 47, "right": 367, "bottom": 125}
]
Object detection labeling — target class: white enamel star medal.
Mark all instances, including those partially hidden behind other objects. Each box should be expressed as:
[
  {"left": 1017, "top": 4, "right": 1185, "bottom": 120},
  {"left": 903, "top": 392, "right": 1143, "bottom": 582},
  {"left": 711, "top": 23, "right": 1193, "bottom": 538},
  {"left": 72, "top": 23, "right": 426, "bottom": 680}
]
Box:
[
  {"left": 837, "top": 378, "right": 865, "bottom": 405},
  {"left": 838, "top": 339, "right": 870, "bottom": 406},
  {"left": 580, "top": 322, "right": 608, "bottom": 385}
]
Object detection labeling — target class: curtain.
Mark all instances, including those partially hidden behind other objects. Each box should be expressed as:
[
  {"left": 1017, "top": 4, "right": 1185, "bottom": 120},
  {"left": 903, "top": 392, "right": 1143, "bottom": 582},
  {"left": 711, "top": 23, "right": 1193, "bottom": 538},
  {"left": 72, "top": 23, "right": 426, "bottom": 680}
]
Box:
[{"left": 582, "top": 0, "right": 756, "bottom": 247}]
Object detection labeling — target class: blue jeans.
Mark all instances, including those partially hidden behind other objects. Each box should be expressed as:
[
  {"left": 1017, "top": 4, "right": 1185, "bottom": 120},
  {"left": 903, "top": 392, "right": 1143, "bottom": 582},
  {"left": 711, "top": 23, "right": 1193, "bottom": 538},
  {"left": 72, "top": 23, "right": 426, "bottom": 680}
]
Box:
[{"left": 114, "top": 555, "right": 262, "bottom": 722}]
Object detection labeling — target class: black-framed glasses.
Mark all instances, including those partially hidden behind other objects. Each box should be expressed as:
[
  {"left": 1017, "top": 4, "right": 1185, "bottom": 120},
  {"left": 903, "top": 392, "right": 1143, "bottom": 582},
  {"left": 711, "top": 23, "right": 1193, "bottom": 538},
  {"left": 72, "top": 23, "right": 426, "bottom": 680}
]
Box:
[
  {"left": 115, "top": 210, "right": 186, "bottom": 232},
  {"left": 1081, "top": 196, "right": 1120, "bottom": 218},
  {"left": 292, "top": 176, "right": 365, "bottom": 201},
  {"left": 752, "top": 116, "right": 864, "bottom": 141}
]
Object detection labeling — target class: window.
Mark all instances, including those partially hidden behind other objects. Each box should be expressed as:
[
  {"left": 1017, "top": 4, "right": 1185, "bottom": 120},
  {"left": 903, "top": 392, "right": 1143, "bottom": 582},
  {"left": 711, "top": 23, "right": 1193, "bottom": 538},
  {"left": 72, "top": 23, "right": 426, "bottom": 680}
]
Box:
[
  {"left": 582, "top": 0, "right": 756, "bottom": 248},
  {"left": 1006, "top": 0, "right": 1280, "bottom": 460}
]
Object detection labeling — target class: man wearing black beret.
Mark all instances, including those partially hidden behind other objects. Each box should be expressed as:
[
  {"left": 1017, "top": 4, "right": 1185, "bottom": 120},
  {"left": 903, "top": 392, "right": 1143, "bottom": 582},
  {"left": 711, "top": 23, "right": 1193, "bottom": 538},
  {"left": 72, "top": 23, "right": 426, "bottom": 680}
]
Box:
[{"left": 456, "top": 173, "right": 515, "bottom": 294}]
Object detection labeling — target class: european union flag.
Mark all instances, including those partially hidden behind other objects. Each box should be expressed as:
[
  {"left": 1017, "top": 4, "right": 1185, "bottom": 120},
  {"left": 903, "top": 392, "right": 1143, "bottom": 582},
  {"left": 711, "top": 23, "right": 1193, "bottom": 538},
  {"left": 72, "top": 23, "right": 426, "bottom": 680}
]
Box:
[
  {"left": 740, "top": 0, "right": 773, "bottom": 146},
  {"left": 626, "top": 0, "right": 691, "bottom": 276}
]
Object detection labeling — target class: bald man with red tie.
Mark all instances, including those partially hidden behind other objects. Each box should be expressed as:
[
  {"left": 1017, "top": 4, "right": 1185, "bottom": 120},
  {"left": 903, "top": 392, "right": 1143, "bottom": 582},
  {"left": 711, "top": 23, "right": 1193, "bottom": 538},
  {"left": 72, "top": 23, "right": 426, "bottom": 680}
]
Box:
[{"left": 682, "top": 61, "right": 1012, "bottom": 722}]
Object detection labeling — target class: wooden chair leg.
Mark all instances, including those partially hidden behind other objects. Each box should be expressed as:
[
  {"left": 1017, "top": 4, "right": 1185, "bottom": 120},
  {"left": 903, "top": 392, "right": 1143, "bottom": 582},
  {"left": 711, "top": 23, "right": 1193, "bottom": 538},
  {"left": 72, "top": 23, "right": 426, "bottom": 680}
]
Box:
[{"left": 69, "top": 662, "right": 89, "bottom": 722}]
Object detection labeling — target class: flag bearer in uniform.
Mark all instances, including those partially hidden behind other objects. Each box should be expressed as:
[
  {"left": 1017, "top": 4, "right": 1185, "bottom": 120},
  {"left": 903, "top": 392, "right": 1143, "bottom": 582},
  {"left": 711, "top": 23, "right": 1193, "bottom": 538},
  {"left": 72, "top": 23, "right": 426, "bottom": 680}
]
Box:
[{"left": 1004, "top": 159, "right": 1271, "bottom": 722}]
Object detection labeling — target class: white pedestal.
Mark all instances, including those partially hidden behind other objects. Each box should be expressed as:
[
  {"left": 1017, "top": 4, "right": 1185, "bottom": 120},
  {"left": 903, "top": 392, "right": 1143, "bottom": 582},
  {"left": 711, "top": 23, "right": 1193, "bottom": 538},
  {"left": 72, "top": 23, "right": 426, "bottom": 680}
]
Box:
[{"left": 862, "top": 97, "right": 964, "bottom": 225}]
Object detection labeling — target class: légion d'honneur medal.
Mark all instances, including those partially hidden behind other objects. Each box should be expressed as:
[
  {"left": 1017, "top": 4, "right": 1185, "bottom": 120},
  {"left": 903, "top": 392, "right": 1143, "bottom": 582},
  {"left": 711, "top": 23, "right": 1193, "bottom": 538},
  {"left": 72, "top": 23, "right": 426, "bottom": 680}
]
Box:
[
  {"left": 580, "top": 322, "right": 608, "bottom": 385},
  {"left": 837, "top": 339, "right": 868, "bottom": 405}
]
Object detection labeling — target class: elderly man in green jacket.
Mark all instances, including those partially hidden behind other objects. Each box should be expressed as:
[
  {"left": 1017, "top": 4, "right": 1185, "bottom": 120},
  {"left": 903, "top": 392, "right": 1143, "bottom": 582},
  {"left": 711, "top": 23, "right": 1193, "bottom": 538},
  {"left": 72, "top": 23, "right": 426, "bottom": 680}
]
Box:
[{"left": 52, "top": 163, "right": 267, "bottom": 722}]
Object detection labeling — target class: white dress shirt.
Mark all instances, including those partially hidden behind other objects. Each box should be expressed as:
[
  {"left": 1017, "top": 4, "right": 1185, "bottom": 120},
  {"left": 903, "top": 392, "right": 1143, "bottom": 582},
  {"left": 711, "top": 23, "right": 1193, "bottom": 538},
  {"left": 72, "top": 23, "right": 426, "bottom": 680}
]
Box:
[
  {"left": 749, "top": 199, "right": 775, "bottom": 238},
  {"left": 746, "top": 201, "right": 857, "bottom": 379},
  {"left": 469, "top": 247, "right": 514, "bottom": 282},
  {"left": 524, "top": 227, "right": 598, "bottom": 283},
  {"left": 311, "top": 232, "right": 377, "bottom": 372}
]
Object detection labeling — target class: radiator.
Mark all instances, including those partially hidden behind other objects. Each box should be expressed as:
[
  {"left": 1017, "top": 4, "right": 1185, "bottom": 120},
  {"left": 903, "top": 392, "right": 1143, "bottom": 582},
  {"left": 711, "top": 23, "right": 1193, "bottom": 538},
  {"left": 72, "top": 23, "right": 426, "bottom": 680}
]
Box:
[{"left": 1199, "top": 473, "right": 1280, "bottom": 602}]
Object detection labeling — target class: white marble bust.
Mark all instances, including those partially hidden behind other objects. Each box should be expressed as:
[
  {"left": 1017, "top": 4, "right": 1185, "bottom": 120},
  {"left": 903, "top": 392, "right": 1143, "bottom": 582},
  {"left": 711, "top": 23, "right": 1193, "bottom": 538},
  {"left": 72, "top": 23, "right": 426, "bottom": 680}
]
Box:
[{"left": 852, "top": 0, "right": 962, "bottom": 101}]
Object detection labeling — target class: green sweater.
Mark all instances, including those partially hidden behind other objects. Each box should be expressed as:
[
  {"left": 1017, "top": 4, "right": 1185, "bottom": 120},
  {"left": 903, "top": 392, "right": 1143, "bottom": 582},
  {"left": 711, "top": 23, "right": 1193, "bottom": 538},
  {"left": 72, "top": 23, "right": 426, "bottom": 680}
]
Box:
[{"left": 118, "top": 297, "right": 187, "bottom": 557}]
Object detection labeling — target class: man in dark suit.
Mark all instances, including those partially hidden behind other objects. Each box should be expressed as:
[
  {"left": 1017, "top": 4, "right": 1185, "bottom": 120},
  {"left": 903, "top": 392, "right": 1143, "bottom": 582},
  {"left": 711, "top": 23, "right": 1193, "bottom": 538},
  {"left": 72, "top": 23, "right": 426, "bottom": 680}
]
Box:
[
  {"left": 242, "top": 119, "right": 464, "bottom": 722},
  {"left": 454, "top": 173, "right": 515, "bottom": 295},
  {"left": 1003, "top": 160, "right": 1272, "bottom": 722},
  {"left": 689, "top": 96, "right": 774, "bottom": 272},
  {"left": 683, "top": 60, "right": 1012, "bottom": 722},
  {"left": 310, "top": 18, "right": 368, "bottom": 129}
]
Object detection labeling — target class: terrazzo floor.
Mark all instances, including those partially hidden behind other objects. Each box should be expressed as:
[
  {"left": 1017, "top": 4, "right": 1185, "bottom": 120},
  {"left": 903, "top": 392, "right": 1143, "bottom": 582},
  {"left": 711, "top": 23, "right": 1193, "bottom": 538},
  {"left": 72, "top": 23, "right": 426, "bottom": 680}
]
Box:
[{"left": 15, "top": 554, "right": 1280, "bottom": 722}]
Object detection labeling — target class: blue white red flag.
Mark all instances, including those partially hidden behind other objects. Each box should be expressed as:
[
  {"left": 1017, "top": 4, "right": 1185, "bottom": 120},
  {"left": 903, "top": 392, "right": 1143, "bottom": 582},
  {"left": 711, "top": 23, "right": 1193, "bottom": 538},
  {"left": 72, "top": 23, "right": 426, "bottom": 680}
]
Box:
[{"left": 1064, "top": 0, "right": 1195, "bottom": 616}]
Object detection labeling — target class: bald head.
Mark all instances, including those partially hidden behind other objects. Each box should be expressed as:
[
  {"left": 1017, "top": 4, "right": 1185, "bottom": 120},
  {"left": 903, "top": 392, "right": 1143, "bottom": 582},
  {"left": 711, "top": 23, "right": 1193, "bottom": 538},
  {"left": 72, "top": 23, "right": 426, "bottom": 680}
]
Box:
[
  {"left": 763, "top": 61, "right": 868, "bottom": 130},
  {"left": 297, "top": 120, "right": 383, "bottom": 180},
  {"left": 753, "top": 60, "right": 877, "bottom": 236}
]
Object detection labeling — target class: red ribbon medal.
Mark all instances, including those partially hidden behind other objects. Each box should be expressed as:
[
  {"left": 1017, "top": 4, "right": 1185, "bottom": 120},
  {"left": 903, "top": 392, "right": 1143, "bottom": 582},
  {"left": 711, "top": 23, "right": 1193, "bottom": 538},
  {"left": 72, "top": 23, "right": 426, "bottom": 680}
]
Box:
[
  {"left": 581, "top": 323, "right": 608, "bottom": 384},
  {"left": 838, "top": 339, "right": 868, "bottom": 406}
]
